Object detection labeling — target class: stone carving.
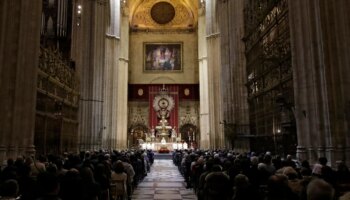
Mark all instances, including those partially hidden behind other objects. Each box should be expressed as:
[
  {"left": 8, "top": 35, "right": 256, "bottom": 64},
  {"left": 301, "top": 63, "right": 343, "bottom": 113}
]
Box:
[
  {"left": 128, "top": 102, "right": 149, "bottom": 127},
  {"left": 39, "top": 47, "right": 76, "bottom": 89},
  {"left": 179, "top": 103, "right": 199, "bottom": 127}
]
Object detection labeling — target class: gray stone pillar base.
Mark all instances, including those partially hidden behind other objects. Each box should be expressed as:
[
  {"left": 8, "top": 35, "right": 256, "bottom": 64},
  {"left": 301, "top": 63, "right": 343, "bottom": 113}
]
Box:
[{"left": 296, "top": 145, "right": 307, "bottom": 161}]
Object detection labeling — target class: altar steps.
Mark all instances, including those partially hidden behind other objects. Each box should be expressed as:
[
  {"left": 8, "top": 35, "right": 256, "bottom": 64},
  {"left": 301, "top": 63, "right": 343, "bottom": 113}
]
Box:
[{"left": 154, "top": 152, "right": 173, "bottom": 160}]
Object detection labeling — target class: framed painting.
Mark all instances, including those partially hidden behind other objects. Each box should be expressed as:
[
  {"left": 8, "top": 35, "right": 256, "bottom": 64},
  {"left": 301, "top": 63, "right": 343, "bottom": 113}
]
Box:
[{"left": 144, "top": 42, "right": 183, "bottom": 72}]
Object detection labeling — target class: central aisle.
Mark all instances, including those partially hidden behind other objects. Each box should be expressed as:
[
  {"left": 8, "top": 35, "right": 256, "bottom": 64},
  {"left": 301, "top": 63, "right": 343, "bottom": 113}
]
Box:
[{"left": 132, "top": 159, "right": 197, "bottom": 200}]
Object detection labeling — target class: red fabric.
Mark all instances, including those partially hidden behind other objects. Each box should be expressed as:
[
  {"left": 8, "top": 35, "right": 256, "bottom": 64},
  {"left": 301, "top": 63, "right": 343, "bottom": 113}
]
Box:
[
  {"left": 128, "top": 84, "right": 199, "bottom": 131},
  {"left": 148, "top": 85, "right": 179, "bottom": 131}
]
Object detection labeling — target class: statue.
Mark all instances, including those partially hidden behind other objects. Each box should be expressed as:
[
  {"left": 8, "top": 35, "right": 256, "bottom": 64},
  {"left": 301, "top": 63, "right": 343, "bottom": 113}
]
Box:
[
  {"left": 171, "top": 128, "right": 176, "bottom": 138},
  {"left": 161, "top": 137, "right": 166, "bottom": 145},
  {"left": 151, "top": 127, "right": 155, "bottom": 137}
]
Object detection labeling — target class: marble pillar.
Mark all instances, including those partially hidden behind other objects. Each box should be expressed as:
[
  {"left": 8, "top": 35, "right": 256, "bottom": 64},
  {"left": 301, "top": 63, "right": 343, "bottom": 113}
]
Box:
[
  {"left": 0, "top": 0, "right": 42, "bottom": 161},
  {"left": 289, "top": 0, "right": 350, "bottom": 166},
  {"left": 198, "top": 5, "right": 210, "bottom": 149}
]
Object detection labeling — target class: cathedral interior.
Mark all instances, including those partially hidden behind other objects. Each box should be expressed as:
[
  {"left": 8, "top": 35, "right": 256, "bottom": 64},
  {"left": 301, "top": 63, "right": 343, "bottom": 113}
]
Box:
[{"left": 1, "top": 0, "right": 350, "bottom": 167}]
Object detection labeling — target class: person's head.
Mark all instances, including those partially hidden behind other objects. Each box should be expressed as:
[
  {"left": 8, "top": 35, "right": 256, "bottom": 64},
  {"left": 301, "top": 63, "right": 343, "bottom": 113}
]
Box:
[
  {"left": 340, "top": 192, "right": 350, "bottom": 200},
  {"left": 307, "top": 179, "right": 334, "bottom": 200},
  {"left": 0, "top": 179, "right": 18, "bottom": 197},
  {"left": 250, "top": 156, "right": 259, "bottom": 166},
  {"left": 234, "top": 174, "right": 249, "bottom": 189},
  {"left": 38, "top": 154, "right": 47, "bottom": 163},
  {"left": 37, "top": 172, "right": 60, "bottom": 195},
  {"left": 7, "top": 158, "right": 14, "bottom": 166},
  {"left": 283, "top": 166, "right": 298, "bottom": 180},
  {"left": 301, "top": 160, "right": 311, "bottom": 169},
  {"left": 204, "top": 159, "right": 214, "bottom": 171},
  {"left": 266, "top": 175, "right": 290, "bottom": 198},
  {"left": 312, "top": 163, "right": 323, "bottom": 176},
  {"left": 318, "top": 157, "right": 328, "bottom": 166},
  {"left": 114, "top": 160, "right": 124, "bottom": 173},
  {"left": 80, "top": 167, "right": 95, "bottom": 183},
  {"left": 264, "top": 154, "right": 272, "bottom": 164},
  {"left": 212, "top": 164, "right": 222, "bottom": 172}
]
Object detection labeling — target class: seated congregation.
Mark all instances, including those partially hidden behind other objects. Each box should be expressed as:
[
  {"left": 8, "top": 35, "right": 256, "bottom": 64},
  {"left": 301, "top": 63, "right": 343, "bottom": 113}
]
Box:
[
  {"left": 1, "top": 148, "right": 350, "bottom": 200},
  {"left": 0, "top": 150, "right": 154, "bottom": 200},
  {"left": 173, "top": 150, "right": 350, "bottom": 200}
]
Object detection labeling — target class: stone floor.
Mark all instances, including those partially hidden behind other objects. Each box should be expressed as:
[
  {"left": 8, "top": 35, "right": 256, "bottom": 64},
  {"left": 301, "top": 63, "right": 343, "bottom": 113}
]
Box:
[{"left": 132, "top": 160, "right": 197, "bottom": 200}]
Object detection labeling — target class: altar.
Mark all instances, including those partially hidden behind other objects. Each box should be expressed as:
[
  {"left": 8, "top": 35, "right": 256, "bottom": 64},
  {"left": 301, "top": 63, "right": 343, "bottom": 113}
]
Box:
[
  {"left": 141, "top": 142, "right": 189, "bottom": 151},
  {"left": 138, "top": 85, "right": 190, "bottom": 152}
]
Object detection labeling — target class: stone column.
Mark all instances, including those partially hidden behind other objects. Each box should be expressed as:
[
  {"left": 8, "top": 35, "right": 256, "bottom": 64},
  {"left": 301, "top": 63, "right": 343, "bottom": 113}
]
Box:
[
  {"left": 114, "top": 4, "right": 129, "bottom": 150},
  {"left": 217, "top": 0, "right": 249, "bottom": 152},
  {"left": 72, "top": 0, "right": 92, "bottom": 151},
  {"left": 90, "top": 0, "right": 107, "bottom": 150},
  {"left": 103, "top": 0, "right": 120, "bottom": 150},
  {"left": 205, "top": 0, "right": 224, "bottom": 149},
  {"left": 72, "top": 0, "right": 107, "bottom": 151},
  {"left": 198, "top": 4, "right": 210, "bottom": 149},
  {"left": 289, "top": 0, "right": 350, "bottom": 166},
  {"left": 0, "top": 0, "right": 42, "bottom": 161}
]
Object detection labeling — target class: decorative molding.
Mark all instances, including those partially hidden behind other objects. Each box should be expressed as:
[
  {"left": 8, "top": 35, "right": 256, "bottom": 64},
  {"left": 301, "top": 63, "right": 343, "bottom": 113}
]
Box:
[
  {"left": 105, "top": 34, "right": 121, "bottom": 40},
  {"left": 119, "top": 57, "right": 129, "bottom": 62},
  {"left": 198, "top": 56, "right": 207, "bottom": 61},
  {"left": 206, "top": 32, "right": 220, "bottom": 38}
]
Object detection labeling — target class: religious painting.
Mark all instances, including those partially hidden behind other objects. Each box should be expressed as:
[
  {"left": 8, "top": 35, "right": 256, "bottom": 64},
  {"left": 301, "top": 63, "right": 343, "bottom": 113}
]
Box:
[{"left": 144, "top": 42, "right": 183, "bottom": 72}]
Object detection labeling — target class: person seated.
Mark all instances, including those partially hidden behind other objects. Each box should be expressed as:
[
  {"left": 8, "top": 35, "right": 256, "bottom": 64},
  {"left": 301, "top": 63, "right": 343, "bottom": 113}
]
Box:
[
  {"left": 265, "top": 174, "right": 298, "bottom": 200},
  {"left": 232, "top": 174, "right": 261, "bottom": 200},
  {"left": 111, "top": 161, "right": 127, "bottom": 200},
  {"left": 36, "top": 172, "right": 61, "bottom": 200},
  {"left": 307, "top": 178, "right": 334, "bottom": 200},
  {"left": 204, "top": 165, "right": 231, "bottom": 200},
  {"left": 0, "top": 179, "right": 19, "bottom": 200}
]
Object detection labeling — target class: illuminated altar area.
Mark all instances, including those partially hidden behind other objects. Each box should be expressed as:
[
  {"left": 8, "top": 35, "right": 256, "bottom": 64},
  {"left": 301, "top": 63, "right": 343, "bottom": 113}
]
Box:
[
  {"left": 128, "top": 84, "right": 199, "bottom": 151},
  {"left": 140, "top": 87, "right": 189, "bottom": 151},
  {"left": 140, "top": 115, "right": 190, "bottom": 152}
]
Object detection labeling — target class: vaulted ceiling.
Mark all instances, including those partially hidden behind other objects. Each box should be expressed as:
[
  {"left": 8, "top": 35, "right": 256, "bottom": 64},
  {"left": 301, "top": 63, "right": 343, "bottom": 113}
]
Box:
[{"left": 128, "top": 0, "right": 198, "bottom": 31}]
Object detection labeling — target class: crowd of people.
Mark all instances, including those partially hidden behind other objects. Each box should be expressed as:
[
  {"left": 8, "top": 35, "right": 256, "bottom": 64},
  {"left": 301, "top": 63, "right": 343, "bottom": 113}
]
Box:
[
  {"left": 173, "top": 149, "right": 350, "bottom": 200},
  {"left": 0, "top": 150, "right": 155, "bottom": 200},
  {"left": 1, "top": 148, "right": 350, "bottom": 200}
]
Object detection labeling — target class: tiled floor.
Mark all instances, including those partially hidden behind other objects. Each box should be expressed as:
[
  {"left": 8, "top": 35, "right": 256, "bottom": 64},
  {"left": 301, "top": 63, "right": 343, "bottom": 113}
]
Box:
[{"left": 132, "top": 160, "right": 197, "bottom": 200}]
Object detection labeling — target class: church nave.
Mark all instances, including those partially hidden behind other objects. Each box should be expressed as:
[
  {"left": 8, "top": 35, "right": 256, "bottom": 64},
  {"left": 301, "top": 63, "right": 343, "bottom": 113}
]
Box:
[{"left": 132, "top": 159, "right": 196, "bottom": 200}]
